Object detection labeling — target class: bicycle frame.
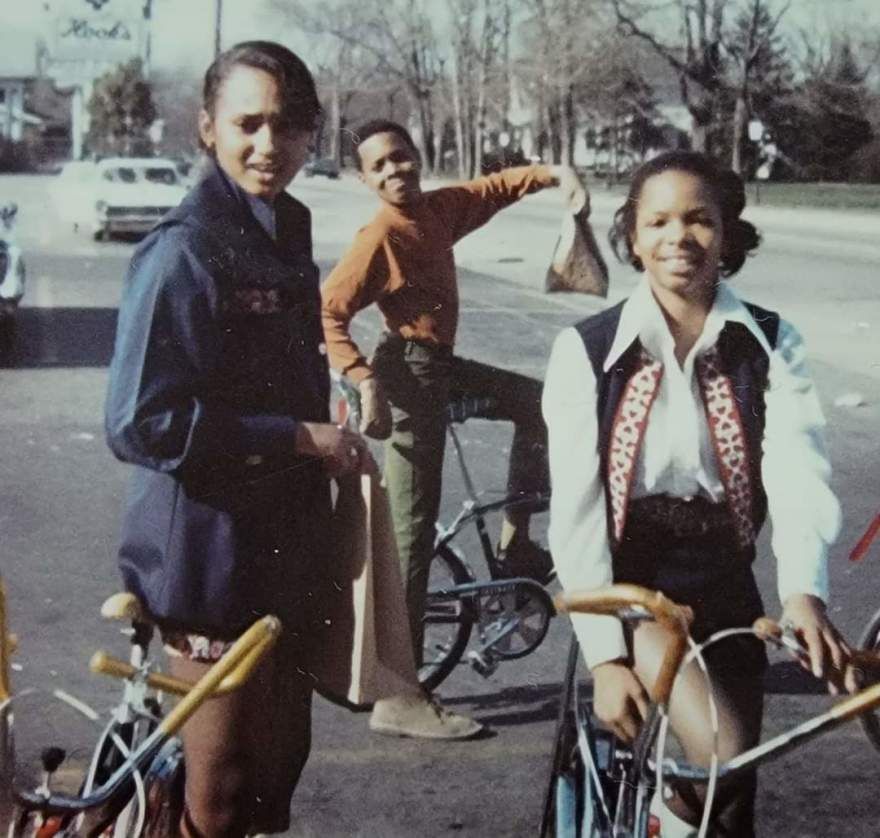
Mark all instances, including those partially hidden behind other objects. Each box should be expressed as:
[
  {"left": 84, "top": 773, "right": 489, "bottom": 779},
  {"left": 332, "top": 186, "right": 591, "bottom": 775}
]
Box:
[
  {"left": 554, "top": 585, "right": 880, "bottom": 836},
  {"left": 0, "top": 585, "right": 280, "bottom": 821},
  {"left": 436, "top": 422, "right": 548, "bottom": 568}
]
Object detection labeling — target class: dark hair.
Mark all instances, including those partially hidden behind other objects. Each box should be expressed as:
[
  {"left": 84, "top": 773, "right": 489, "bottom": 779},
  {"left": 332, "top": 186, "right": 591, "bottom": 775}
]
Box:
[
  {"left": 350, "top": 119, "right": 418, "bottom": 170},
  {"left": 608, "top": 151, "right": 760, "bottom": 277},
  {"left": 202, "top": 41, "right": 321, "bottom": 132}
]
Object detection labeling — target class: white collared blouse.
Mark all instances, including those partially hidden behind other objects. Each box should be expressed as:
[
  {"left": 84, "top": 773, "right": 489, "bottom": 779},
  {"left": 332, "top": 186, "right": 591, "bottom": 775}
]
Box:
[{"left": 542, "top": 279, "right": 841, "bottom": 668}]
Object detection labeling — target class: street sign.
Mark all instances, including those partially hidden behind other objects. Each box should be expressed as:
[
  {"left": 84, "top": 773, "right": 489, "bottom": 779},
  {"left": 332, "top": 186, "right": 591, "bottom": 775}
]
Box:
[{"left": 748, "top": 119, "right": 764, "bottom": 143}]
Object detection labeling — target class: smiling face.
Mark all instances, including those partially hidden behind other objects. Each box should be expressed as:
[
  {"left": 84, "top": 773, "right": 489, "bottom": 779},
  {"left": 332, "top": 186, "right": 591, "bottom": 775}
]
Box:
[
  {"left": 631, "top": 169, "right": 723, "bottom": 306},
  {"left": 356, "top": 131, "right": 422, "bottom": 207},
  {"left": 198, "top": 63, "right": 313, "bottom": 200}
]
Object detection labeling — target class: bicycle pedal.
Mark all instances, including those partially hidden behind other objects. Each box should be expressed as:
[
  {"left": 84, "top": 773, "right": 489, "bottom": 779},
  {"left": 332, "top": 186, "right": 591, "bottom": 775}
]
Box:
[{"left": 466, "top": 650, "right": 499, "bottom": 677}]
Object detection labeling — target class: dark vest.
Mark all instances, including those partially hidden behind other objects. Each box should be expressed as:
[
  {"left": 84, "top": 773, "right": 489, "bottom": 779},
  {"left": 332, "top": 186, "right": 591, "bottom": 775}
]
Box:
[{"left": 574, "top": 299, "right": 780, "bottom": 546}]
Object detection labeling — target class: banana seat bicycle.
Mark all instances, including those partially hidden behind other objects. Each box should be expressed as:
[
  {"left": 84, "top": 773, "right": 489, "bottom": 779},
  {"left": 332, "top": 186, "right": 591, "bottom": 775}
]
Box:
[
  {"left": 0, "top": 578, "right": 280, "bottom": 837},
  {"left": 331, "top": 370, "right": 557, "bottom": 692},
  {"left": 540, "top": 583, "right": 880, "bottom": 838}
]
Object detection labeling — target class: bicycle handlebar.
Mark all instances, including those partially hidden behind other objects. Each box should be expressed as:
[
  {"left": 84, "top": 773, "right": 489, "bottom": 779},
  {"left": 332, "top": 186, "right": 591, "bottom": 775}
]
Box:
[
  {"left": 554, "top": 584, "right": 694, "bottom": 705},
  {"left": 9, "top": 615, "right": 281, "bottom": 816},
  {"left": 90, "top": 624, "right": 275, "bottom": 698}
]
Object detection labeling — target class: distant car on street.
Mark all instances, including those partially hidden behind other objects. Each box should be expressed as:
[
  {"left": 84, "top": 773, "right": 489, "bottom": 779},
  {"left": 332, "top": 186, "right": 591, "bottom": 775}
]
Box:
[
  {"left": 53, "top": 157, "right": 188, "bottom": 240},
  {"left": 90, "top": 157, "right": 187, "bottom": 240},
  {"left": 0, "top": 202, "right": 25, "bottom": 337},
  {"left": 303, "top": 157, "right": 341, "bottom": 179}
]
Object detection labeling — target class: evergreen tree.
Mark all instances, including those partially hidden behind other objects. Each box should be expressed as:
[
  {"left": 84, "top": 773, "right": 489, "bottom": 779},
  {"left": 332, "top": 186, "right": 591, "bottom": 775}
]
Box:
[
  {"left": 776, "top": 39, "right": 873, "bottom": 181},
  {"left": 86, "top": 59, "right": 157, "bottom": 158}
]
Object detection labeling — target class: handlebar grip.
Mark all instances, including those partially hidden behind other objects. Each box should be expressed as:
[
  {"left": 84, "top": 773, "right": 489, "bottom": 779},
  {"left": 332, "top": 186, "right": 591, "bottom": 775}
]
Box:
[
  {"left": 554, "top": 584, "right": 693, "bottom": 705},
  {"left": 554, "top": 584, "right": 693, "bottom": 629},
  {"left": 754, "top": 617, "right": 880, "bottom": 675},
  {"left": 90, "top": 627, "right": 281, "bottom": 698}
]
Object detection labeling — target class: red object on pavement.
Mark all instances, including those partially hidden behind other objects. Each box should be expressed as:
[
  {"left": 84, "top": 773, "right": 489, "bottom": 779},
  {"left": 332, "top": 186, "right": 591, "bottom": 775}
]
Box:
[
  {"left": 850, "top": 513, "right": 880, "bottom": 562},
  {"left": 647, "top": 813, "right": 663, "bottom": 836}
]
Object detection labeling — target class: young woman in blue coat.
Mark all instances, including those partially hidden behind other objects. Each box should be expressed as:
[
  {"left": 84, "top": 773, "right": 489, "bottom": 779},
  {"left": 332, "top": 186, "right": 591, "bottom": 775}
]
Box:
[{"left": 105, "top": 41, "right": 370, "bottom": 837}]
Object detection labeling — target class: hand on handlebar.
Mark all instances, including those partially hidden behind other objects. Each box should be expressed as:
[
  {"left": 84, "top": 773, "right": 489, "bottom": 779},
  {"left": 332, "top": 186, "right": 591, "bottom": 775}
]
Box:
[
  {"left": 780, "top": 593, "right": 859, "bottom": 695},
  {"left": 591, "top": 659, "right": 650, "bottom": 743},
  {"left": 358, "top": 377, "right": 392, "bottom": 440}
]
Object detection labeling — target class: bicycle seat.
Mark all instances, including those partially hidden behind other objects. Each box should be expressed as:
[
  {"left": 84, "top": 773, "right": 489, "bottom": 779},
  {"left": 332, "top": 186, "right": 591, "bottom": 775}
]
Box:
[
  {"left": 446, "top": 395, "right": 497, "bottom": 424},
  {"left": 100, "top": 592, "right": 150, "bottom": 624}
]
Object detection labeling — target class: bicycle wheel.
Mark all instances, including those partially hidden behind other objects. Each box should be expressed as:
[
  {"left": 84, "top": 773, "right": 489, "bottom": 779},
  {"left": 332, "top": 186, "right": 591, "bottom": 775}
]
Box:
[
  {"left": 859, "top": 607, "right": 880, "bottom": 753},
  {"left": 419, "top": 545, "right": 475, "bottom": 692}
]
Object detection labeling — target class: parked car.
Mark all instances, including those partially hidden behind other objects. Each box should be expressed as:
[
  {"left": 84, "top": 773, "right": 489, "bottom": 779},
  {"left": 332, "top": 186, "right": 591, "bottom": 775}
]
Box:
[
  {"left": 90, "top": 157, "right": 188, "bottom": 240},
  {"left": 0, "top": 202, "right": 25, "bottom": 337},
  {"left": 303, "top": 157, "right": 341, "bottom": 179}
]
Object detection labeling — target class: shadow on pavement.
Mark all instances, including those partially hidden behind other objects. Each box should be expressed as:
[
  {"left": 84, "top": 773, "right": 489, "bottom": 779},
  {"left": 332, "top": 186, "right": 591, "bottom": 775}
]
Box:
[
  {"left": 443, "top": 682, "right": 562, "bottom": 727},
  {"left": 0, "top": 307, "right": 117, "bottom": 369},
  {"left": 763, "top": 660, "right": 831, "bottom": 695}
]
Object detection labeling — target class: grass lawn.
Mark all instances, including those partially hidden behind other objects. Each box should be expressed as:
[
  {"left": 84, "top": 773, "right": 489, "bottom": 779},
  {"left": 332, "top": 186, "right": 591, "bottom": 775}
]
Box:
[
  {"left": 589, "top": 177, "right": 880, "bottom": 212},
  {"left": 743, "top": 182, "right": 880, "bottom": 212}
]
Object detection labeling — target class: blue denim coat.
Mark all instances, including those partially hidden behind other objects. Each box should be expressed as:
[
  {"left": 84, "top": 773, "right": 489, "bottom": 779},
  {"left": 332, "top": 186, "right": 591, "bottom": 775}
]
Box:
[{"left": 105, "top": 160, "right": 332, "bottom": 637}]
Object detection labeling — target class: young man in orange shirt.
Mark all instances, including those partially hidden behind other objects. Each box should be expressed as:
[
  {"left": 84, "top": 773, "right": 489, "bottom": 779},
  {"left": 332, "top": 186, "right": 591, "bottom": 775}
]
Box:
[{"left": 322, "top": 120, "right": 586, "bottom": 738}]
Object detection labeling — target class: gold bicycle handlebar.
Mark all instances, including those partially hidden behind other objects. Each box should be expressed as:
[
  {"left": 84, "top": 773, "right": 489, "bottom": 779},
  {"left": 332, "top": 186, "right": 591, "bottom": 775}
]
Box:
[
  {"left": 553, "top": 584, "right": 694, "bottom": 705},
  {"left": 90, "top": 628, "right": 275, "bottom": 699},
  {"left": 88, "top": 616, "right": 281, "bottom": 737}
]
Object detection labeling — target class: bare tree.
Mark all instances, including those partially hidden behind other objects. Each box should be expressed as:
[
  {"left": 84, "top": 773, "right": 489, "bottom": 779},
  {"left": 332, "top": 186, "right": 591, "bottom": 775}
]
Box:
[
  {"left": 726, "top": 0, "right": 790, "bottom": 173},
  {"left": 268, "top": 0, "right": 442, "bottom": 173},
  {"left": 610, "top": 0, "right": 726, "bottom": 153}
]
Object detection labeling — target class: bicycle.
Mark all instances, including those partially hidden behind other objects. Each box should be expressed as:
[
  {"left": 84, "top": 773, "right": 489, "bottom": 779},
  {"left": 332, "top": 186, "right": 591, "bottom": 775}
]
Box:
[
  {"left": 0, "top": 578, "right": 280, "bottom": 837},
  {"left": 331, "top": 371, "right": 557, "bottom": 693},
  {"left": 539, "top": 583, "right": 880, "bottom": 838},
  {"left": 850, "top": 509, "right": 880, "bottom": 752}
]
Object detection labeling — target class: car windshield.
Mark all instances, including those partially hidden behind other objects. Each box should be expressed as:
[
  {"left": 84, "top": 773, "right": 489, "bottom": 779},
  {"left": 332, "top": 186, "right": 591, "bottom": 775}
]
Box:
[{"left": 102, "top": 166, "right": 178, "bottom": 185}]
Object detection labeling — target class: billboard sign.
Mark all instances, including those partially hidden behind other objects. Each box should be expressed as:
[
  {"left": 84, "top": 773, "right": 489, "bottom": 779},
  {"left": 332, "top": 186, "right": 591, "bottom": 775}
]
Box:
[{"left": 48, "top": 0, "right": 144, "bottom": 64}]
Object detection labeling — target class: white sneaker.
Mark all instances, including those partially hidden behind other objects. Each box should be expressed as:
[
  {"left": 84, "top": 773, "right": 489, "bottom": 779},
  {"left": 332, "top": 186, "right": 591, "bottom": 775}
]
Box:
[{"left": 369, "top": 693, "right": 484, "bottom": 740}]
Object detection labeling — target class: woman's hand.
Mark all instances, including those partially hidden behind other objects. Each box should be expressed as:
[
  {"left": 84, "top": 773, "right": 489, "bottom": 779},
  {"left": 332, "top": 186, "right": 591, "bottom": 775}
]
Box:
[
  {"left": 548, "top": 164, "right": 588, "bottom": 215},
  {"left": 591, "top": 660, "right": 650, "bottom": 742},
  {"left": 781, "top": 593, "right": 858, "bottom": 694},
  {"left": 296, "top": 422, "right": 378, "bottom": 477}
]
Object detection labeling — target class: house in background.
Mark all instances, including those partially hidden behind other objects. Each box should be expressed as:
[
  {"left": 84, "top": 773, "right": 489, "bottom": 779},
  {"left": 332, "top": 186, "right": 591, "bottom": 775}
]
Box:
[{"left": 0, "top": 39, "right": 44, "bottom": 143}]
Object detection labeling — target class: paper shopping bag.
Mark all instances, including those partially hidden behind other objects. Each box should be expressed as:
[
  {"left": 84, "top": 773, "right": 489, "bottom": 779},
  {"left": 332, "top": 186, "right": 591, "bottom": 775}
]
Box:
[
  {"left": 544, "top": 204, "right": 609, "bottom": 297},
  {"left": 316, "top": 473, "right": 418, "bottom": 706}
]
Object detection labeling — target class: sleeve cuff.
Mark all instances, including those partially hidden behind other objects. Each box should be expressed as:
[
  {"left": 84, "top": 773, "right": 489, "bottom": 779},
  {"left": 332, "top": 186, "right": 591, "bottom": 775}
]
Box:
[
  {"left": 235, "top": 414, "right": 299, "bottom": 456},
  {"left": 570, "top": 613, "right": 628, "bottom": 669}
]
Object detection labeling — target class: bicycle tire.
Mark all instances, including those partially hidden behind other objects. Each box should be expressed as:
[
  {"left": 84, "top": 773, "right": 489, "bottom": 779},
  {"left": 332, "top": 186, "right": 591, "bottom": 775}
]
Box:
[
  {"left": 859, "top": 607, "right": 880, "bottom": 753},
  {"left": 419, "top": 545, "right": 476, "bottom": 692}
]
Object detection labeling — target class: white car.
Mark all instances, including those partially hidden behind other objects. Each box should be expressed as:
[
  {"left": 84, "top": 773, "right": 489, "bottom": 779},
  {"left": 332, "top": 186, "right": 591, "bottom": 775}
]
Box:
[
  {"left": 91, "top": 157, "right": 188, "bottom": 240},
  {"left": 0, "top": 203, "right": 25, "bottom": 327}
]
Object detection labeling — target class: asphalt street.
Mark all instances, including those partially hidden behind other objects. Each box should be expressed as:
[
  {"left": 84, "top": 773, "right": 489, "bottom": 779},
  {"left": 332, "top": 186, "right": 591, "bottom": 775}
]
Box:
[{"left": 1, "top": 172, "right": 879, "bottom": 836}]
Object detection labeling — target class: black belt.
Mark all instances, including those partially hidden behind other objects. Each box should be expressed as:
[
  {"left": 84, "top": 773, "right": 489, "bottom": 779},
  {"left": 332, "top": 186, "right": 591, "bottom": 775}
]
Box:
[{"left": 626, "top": 494, "right": 734, "bottom": 541}]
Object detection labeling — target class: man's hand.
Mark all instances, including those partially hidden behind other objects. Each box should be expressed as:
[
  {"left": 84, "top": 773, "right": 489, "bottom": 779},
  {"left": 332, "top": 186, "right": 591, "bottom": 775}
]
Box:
[
  {"left": 358, "top": 377, "right": 392, "bottom": 440},
  {"left": 591, "top": 660, "right": 650, "bottom": 742},
  {"left": 295, "top": 422, "right": 377, "bottom": 478},
  {"left": 781, "top": 593, "right": 858, "bottom": 694},
  {"left": 549, "top": 164, "right": 588, "bottom": 215}
]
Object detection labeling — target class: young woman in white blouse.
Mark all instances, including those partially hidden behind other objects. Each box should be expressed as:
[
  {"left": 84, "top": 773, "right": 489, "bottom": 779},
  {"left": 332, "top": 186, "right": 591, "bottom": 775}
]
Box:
[{"left": 542, "top": 151, "right": 856, "bottom": 836}]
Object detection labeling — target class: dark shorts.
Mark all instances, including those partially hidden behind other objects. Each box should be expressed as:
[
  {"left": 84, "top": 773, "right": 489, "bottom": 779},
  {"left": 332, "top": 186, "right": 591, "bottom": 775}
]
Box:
[{"left": 616, "top": 495, "right": 768, "bottom": 677}]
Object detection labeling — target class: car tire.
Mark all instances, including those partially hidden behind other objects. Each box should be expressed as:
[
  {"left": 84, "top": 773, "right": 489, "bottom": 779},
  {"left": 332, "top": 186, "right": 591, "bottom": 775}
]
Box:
[{"left": 93, "top": 228, "right": 107, "bottom": 242}]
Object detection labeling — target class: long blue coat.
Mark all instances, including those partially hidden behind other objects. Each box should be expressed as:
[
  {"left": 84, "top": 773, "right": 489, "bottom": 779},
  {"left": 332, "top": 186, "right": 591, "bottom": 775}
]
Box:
[{"left": 105, "top": 160, "right": 332, "bottom": 638}]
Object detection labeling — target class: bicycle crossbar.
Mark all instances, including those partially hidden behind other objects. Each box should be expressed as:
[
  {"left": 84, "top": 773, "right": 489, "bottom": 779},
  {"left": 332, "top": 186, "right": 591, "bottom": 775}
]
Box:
[{"left": 12, "top": 615, "right": 281, "bottom": 816}]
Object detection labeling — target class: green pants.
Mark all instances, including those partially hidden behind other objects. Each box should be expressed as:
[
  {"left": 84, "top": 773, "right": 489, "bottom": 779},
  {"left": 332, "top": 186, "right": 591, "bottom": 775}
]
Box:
[{"left": 372, "top": 333, "right": 547, "bottom": 666}]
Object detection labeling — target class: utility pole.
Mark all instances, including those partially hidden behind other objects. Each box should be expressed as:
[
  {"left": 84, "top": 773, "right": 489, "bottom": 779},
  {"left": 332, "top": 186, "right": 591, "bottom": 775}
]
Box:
[{"left": 214, "top": 0, "right": 223, "bottom": 57}]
